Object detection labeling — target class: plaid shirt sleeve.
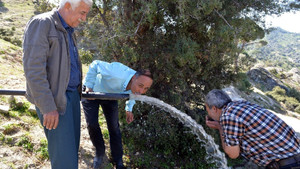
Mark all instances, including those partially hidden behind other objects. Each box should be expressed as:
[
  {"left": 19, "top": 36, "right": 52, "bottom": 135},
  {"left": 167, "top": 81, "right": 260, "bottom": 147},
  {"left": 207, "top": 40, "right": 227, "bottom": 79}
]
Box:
[{"left": 221, "top": 114, "right": 243, "bottom": 146}]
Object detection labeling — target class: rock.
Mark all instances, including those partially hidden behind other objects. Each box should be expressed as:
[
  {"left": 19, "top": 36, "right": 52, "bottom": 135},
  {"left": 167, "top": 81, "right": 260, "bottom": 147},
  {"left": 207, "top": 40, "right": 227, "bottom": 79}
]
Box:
[
  {"left": 223, "top": 86, "right": 282, "bottom": 113},
  {"left": 288, "top": 68, "right": 300, "bottom": 84},
  {"left": 0, "top": 105, "right": 9, "bottom": 113},
  {"left": 28, "top": 104, "right": 36, "bottom": 114},
  {"left": 222, "top": 86, "right": 245, "bottom": 101},
  {"left": 247, "top": 67, "right": 289, "bottom": 92}
]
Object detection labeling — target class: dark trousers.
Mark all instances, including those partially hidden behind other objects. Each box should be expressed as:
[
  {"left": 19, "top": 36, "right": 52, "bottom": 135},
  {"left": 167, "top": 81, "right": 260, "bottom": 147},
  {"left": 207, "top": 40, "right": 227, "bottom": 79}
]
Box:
[
  {"left": 81, "top": 99, "right": 123, "bottom": 163},
  {"left": 36, "top": 90, "right": 81, "bottom": 169},
  {"left": 266, "top": 154, "right": 300, "bottom": 169}
]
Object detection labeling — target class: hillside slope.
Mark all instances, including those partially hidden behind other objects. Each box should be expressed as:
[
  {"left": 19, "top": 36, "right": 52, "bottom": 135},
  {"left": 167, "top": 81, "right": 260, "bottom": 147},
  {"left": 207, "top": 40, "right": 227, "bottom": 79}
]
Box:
[{"left": 246, "top": 28, "right": 300, "bottom": 70}]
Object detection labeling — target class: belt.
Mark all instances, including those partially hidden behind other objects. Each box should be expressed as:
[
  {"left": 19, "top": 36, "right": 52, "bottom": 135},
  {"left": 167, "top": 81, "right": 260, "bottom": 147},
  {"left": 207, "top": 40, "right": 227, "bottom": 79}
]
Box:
[{"left": 277, "top": 153, "right": 300, "bottom": 167}]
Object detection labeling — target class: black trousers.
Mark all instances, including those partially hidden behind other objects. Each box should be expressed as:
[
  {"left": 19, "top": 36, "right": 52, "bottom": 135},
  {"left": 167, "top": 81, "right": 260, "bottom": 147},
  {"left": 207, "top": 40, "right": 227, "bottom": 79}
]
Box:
[{"left": 82, "top": 99, "right": 123, "bottom": 163}]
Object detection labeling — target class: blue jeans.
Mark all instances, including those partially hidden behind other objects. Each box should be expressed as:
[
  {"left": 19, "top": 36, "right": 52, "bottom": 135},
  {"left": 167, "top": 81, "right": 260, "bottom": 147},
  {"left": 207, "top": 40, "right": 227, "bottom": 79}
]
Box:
[
  {"left": 36, "top": 90, "right": 81, "bottom": 169},
  {"left": 81, "top": 99, "right": 123, "bottom": 163}
]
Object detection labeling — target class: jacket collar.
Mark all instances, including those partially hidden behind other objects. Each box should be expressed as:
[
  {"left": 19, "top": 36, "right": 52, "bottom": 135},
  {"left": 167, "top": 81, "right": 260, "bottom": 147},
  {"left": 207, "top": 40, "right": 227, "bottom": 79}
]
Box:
[{"left": 51, "top": 9, "right": 67, "bottom": 32}]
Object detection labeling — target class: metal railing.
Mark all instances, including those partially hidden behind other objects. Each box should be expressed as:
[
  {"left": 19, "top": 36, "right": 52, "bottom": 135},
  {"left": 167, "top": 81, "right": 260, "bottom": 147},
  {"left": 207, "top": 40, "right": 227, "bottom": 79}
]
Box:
[{"left": 0, "top": 89, "right": 129, "bottom": 100}]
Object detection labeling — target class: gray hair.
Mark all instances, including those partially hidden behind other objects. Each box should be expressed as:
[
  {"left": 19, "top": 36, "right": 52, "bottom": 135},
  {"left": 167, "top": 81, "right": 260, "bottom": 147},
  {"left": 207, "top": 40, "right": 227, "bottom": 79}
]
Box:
[
  {"left": 205, "top": 89, "right": 232, "bottom": 109},
  {"left": 59, "top": 0, "right": 93, "bottom": 10}
]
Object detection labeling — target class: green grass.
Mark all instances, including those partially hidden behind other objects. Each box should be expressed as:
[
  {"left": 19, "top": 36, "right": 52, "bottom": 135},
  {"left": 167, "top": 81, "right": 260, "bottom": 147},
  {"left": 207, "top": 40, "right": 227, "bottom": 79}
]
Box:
[
  {"left": 3, "top": 123, "right": 20, "bottom": 135},
  {"left": 0, "top": 39, "right": 21, "bottom": 53},
  {"left": 16, "top": 134, "right": 34, "bottom": 152},
  {"left": 1, "top": 0, "right": 35, "bottom": 39},
  {"left": 36, "top": 138, "right": 49, "bottom": 160}
]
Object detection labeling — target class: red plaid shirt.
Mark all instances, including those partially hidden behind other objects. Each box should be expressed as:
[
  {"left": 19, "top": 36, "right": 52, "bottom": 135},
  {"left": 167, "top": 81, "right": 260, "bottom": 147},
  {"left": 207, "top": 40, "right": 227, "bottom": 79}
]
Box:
[{"left": 220, "top": 101, "right": 300, "bottom": 166}]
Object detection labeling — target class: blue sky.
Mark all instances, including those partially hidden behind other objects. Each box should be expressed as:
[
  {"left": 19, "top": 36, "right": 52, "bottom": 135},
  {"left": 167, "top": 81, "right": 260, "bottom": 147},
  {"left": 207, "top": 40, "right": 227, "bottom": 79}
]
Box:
[{"left": 265, "top": 11, "right": 300, "bottom": 33}]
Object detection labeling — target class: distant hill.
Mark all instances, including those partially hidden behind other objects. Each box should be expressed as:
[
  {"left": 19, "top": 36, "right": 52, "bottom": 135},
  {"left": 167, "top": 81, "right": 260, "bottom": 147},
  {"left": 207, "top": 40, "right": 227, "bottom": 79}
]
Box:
[{"left": 246, "top": 28, "right": 300, "bottom": 70}]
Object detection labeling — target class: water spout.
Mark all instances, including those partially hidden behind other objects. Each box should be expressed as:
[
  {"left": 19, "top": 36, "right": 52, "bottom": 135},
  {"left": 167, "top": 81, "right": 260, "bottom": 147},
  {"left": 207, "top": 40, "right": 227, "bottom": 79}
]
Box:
[{"left": 130, "top": 94, "right": 228, "bottom": 169}]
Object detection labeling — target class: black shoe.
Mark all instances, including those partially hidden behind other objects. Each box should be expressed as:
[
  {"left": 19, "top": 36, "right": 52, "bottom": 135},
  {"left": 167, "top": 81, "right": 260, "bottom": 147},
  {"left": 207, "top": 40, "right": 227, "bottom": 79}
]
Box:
[{"left": 92, "top": 156, "right": 103, "bottom": 169}]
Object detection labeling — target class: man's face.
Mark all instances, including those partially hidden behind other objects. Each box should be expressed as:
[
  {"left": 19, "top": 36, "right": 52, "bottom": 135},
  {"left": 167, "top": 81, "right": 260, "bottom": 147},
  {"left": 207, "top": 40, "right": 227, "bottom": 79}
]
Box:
[
  {"left": 130, "top": 75, "right": 153, "bottom": 95},
  {"left": 65, "top": 1, "right": 90, "bottom": 28},
  {"left": 205, "top": 103, "right": 219, "bottom": 121}
]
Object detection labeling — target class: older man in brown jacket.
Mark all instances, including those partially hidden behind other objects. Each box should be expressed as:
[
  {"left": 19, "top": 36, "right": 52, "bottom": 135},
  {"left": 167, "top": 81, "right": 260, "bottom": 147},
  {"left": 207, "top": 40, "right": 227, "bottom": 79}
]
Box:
[{"left": 22, "top": 0, "right": 92, "bottom": 168}]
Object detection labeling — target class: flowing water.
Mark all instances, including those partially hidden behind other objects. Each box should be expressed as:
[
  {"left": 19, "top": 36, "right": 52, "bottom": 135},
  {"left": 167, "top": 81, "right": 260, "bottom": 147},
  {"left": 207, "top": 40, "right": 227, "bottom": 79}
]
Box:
[{"left": 130, "top": 94, "right": 228, "bottom": 169}]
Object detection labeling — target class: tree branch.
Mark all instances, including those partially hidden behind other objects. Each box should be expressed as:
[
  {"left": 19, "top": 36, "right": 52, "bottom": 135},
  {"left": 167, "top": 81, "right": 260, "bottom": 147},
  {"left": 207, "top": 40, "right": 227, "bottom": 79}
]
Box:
[{"left": 214, "top": 9, "right": 233, "bottom": 29}]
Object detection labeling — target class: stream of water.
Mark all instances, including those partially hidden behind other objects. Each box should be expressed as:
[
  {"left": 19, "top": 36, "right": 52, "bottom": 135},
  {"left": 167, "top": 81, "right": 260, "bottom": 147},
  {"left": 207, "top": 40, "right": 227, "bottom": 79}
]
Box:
[{"left": 130, "top": 94, "right": 228, "bottom": 169}]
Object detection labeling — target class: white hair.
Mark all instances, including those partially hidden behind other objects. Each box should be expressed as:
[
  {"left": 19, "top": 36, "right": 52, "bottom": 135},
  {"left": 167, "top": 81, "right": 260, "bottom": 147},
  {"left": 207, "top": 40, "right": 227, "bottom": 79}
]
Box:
[{"left": 59, "top": 0, "right": 93, "bottom": 10}]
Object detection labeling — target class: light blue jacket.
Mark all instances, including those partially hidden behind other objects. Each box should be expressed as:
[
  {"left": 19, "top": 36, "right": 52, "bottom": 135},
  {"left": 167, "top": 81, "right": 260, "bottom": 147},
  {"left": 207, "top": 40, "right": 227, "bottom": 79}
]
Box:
[{"left": 84, "top": 60, "right": 136, "bottom": 111}]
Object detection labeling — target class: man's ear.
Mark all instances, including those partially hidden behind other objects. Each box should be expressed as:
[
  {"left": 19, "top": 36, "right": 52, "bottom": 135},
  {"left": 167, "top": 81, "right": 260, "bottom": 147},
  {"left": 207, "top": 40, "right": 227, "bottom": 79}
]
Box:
[
  {"left": 132, "top": 75, "right": 137, "bottom": 80},
  {"left": 64, "top": 2, "right": 72, "bottom": 11}
]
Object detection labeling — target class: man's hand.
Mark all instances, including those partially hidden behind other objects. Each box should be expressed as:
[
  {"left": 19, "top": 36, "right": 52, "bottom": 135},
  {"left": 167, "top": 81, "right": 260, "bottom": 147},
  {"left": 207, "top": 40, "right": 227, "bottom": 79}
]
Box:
[
  {"left": 86, "top": 88, "right": 95, "bottom": 100},
  {"left": 205, "top": 116, "right": 221, "bottom": 130},
  {"left": 126, "top": 111, "right": 134, "bottom": 124},
  {"left": 86, "top": 88, "right": 94, "bottom": 93},
  {"left": 43, "top": 110, "right": 59, "bottom": 130}
]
